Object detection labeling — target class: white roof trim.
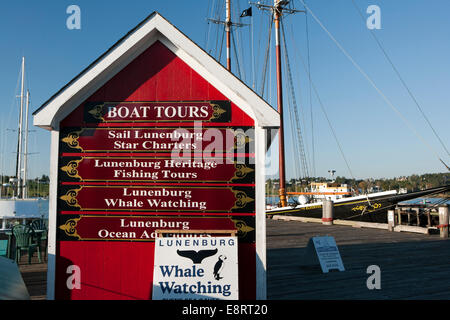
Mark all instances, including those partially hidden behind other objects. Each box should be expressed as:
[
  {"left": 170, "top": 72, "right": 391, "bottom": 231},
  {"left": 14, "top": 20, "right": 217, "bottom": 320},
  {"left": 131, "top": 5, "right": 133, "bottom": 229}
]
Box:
[{"left": 33, "top": 12, "right": 279, "bottom": 130}]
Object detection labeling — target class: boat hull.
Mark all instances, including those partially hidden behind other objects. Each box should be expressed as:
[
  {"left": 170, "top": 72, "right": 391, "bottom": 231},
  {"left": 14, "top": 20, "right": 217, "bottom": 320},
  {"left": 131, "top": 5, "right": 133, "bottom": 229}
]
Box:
[{"left": 266, "top": 185, "right": 450, "bottom": 224}]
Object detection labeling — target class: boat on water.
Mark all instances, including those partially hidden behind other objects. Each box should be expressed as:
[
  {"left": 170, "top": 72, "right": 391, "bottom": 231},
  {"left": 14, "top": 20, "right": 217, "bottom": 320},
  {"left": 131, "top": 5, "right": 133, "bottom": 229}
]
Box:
[
  {"left": 0, "top": 57, "right": 49, "bottom": 231},
  {"left": 207, "top": 0, "right": 449, "bottom": 222},
  {"left": 266, "top": 184, "right": 450, "bottom": 222},
  {"left": 0, "top": 198, "right": 48, "bottom": 230}
]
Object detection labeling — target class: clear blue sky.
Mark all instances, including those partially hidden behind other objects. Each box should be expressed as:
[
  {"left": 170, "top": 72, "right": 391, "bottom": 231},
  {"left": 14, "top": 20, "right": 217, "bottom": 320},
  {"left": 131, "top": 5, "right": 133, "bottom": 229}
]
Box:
[{"left": 0, "top": 0, "right": 449, "bottom": 181}]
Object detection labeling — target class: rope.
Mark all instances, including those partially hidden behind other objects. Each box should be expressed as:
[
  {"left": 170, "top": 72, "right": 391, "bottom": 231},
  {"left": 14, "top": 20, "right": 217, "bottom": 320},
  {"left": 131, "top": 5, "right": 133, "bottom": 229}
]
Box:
[
  {"left": 350, "top": 0, "right": 450, "bottom": 159},
  {"left": 230, "top": 28, "right": 242, "bottom": 79},
  {"left": 304, "top": 1, "right": 316, "bottom": 177},
  {"left": 281, "top": 19, "right": 310, "bottom": 178},
  {"left": 260, "top": 15, "right": 274, "bottom": 98},
  {"left": 289, "top": 29, "right": 356, "bottom": 181},
  {"left": 298, "top": 0, "right": 450, "bottom": 171}
]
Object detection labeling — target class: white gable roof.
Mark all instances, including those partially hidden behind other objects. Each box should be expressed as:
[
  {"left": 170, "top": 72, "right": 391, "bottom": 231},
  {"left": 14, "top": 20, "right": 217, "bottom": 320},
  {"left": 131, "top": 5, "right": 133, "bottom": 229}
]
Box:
[{"left": 33, "top": 12, "right": 279, "bottom": 130}]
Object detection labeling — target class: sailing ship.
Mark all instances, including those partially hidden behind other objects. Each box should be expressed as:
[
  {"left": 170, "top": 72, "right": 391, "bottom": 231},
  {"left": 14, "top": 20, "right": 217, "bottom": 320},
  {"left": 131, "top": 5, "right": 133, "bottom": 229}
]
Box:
[
  {"left": 206, "top": 0, "right": 449, "bottom": 223},
  {"left": 0, "top": 57, "right": 48, "bottom": 231}
]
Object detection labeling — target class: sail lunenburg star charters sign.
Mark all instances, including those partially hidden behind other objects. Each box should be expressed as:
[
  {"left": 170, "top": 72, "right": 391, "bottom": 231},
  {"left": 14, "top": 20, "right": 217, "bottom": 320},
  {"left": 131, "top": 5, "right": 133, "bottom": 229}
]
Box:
[{"left": 33, "top": 12, "right": 279, "bottom": 300}]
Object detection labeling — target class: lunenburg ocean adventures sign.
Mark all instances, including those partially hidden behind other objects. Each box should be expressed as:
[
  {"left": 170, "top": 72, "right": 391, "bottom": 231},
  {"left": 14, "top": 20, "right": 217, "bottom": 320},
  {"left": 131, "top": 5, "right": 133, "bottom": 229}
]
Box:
[{"left": 34, "top": 13, "right": 279, "bottom": 300}]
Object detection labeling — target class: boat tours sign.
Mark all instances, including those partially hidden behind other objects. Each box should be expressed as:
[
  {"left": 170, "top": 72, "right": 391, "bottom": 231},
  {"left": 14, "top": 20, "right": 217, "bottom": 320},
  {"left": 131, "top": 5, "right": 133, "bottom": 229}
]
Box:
[
  {"left": 152, "top": 237, "right": 239, "bottom": 300},
  {"left": 33, "top": 13, "right": 279, "bottom": 300},
  {"left": 83, "top": 101, "right": 231, "bottom": 124}
]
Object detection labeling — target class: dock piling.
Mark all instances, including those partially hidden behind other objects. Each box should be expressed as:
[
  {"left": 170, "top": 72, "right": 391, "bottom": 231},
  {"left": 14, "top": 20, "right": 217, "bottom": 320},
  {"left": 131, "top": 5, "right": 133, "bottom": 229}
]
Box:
[
  {"left": 388, "top": 209, "right": 395, "bottom": 231},
  {"left": 438, "top": 205, "right": 448, "bottom": 238},
  {"left": 322, "top": 199, "right": 334, "bottom": 225}
]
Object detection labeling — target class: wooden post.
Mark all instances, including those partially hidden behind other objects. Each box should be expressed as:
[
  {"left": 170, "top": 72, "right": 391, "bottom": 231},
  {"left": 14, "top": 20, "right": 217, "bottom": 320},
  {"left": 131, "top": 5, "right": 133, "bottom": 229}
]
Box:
[
  {"left": 226, "top": 0, "right": 231, "bottom": 71},
  {"left": 438, "top": 205, "right": 449, "bottom": 238},
  {"left": 412, "top": 208, "right": 420, "bottom": 226},
  {"left": 387, "top": 209, "right": 395, "bottom": 232},
  {"left": 274, "top": 0, "right": 287, "bottom": 208},
  {"left": 322, "top": 199, "right": 334, "bottom": 225}
]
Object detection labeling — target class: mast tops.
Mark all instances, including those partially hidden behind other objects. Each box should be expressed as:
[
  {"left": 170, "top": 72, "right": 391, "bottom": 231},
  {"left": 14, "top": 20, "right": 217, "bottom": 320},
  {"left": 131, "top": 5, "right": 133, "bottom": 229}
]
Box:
[{"left": 33, "top": 12, "right": 279, "bottom": 131}]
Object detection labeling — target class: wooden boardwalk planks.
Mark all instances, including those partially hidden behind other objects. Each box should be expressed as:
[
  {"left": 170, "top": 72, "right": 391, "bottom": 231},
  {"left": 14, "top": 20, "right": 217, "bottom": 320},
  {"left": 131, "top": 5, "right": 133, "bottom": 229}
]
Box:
[
  {"left": 17, "top": 255, "right": 47, "bottom": 300},
  {"left": 15, "top": 218, "right": 450, "bottom": 300},
  {"left": 267, "top": 219, "right": 450, "bottom": 299}
]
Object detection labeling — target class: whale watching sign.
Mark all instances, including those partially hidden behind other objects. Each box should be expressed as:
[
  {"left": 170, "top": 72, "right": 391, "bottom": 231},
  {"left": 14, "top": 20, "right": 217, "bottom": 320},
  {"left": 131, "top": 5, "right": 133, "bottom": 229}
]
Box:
[
  {"left": 153, "top": 237, "right": 239, "bottom": 300},
  {"left": 33, "top": 13, "right": 279, "bottom": 300}
]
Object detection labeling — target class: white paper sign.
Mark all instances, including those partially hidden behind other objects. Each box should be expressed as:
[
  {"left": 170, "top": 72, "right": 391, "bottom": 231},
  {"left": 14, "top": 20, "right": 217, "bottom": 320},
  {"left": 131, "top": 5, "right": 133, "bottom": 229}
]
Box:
[
  {"left": 302, "top": 236, "right": 345, "bottom": 273},
  {"left": 388, "top": 210, "right": 395, "bottom": 223},
  {"left": 152, "top": 236, "right": 239, "bottom": 300}
]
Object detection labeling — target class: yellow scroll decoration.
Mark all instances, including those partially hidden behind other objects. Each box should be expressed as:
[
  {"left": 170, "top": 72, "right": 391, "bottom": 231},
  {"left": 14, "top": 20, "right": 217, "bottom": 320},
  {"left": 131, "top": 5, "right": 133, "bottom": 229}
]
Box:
[
  {"left": 61, "top": 129, "right": 84, "bottom": 151},
  {"left": 232, "top": 219, "right": 255, "bottom": 238},
  {"left": 231, "top": 189, "right": 254, "bottom": 210},
  {"left": 230, "top": 164, "right": 254, "bottom": 182},
  {"left": 210, "top": 103, "right": 227, "bottom": 120},
  {"left": 60, "top": 159, "right": 83, "bottom": 180},
  {"left": 88, "top": 104, "right": 105, "bottom": 121},
  {"left": 60, "top": 187, "right": 82, "bottom": 209},
  {"left": 59, "top": 217, "right": 82, "bottom": 240}
]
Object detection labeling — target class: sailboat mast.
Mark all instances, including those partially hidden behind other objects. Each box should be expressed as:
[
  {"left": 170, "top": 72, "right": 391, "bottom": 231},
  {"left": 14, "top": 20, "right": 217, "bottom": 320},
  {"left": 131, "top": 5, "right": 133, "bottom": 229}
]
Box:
[
  {"left": 23, "top": 90, "right": 30, "bottom": 199},
  {"left": 274, "top": 1, "right": 287, "bottom": 207},
  {"left": 16, "top": 56, "right": 25, "bottom": 199},
  {"left": 226, "top": 0, "right": 232, "bottom": 71}
]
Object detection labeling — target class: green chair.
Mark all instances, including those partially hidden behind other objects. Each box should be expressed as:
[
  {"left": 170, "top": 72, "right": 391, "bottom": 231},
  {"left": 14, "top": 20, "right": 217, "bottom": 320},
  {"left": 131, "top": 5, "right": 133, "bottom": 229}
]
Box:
[
  {"left": 12, "top": 225, "right": 42, "bottom": 264},
  {"left": 31, "top": 219, "right": 48, "bottom": 260},
  {"left": 0, "top": 240, "right": 8, "bottom": 257}
]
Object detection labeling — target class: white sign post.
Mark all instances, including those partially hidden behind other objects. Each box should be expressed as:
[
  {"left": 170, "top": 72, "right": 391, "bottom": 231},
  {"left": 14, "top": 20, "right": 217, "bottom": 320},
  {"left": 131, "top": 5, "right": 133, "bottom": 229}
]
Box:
[
  {"left": 153, "top": 236, "right": 239, "bottom": 300},
  {"left": 301, "top": 236, "right": 345, "bottom": 273}
]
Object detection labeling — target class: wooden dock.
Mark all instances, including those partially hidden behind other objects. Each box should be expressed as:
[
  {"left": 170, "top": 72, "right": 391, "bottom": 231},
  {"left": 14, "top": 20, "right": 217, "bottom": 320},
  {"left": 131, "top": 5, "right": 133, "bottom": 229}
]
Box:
[
  {"left": 267, "top": 218, "right": 450, "bottom": 299},
  {"left": 14, "top": 218, "right": 450, "bottom": 299}
]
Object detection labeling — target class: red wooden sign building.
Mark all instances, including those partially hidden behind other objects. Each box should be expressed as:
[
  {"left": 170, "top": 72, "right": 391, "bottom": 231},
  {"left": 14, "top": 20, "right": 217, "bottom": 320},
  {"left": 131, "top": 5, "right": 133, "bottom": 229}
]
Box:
[{"left": 33, "top": 12, "right": 279, "bottom": 300}]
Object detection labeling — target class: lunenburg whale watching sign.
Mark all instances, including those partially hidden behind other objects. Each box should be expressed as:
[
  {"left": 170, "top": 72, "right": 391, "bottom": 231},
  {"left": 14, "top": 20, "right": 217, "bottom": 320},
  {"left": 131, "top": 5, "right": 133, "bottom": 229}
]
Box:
[
  {"left": 153, "top": 237, "right": 239, "bottom": 300},
  {"left": 33, "top": 12, "right": 279, "bottom": 300}
]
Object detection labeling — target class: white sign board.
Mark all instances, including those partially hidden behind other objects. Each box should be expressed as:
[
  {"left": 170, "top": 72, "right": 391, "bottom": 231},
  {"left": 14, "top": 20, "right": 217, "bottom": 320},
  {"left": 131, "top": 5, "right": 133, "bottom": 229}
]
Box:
[
  {"left": 302, "top": 236, "right": 345, "bottom": 273},
  {"left": 152, "top": 236, "right": 239, "bottom": 300},
  {"left": 388, "top": 210, "right": 395, "bottom": 223}
]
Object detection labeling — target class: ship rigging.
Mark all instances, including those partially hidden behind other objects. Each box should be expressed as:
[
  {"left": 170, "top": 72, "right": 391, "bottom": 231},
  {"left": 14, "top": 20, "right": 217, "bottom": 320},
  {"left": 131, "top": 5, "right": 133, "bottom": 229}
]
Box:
[{"left": 204, "top": 0, "right": 449, "bottom": 220}]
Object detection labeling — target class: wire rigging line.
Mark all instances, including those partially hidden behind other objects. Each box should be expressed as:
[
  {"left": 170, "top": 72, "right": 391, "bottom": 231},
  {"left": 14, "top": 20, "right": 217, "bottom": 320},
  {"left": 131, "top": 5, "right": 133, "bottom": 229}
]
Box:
[
  {"left": 298, "top": 0, "right": 449, "bottom": 172},
  {"left": 254, "top": 7, "right": 266, "bottom": 91},
  {"left": 284, "top": 63, "right": 302, "bottom": 180},
  {"left": 212, "top": 0, "right": 224, "bottom": 59},
  {"left": 304, "top": 0, "right": 316, "bottom": 177},
  {"left": 287, "top": 24, "right": 312, "bottom": 177},
  {"left": 260, "top": 15, "right": 274, "bottom": 98},
  {"left": 281, "top": 40, "right": 302, "bottom": 180},
  {"left": 289, "top": 28, "right": 356, "bottom": 181},
  {"left": 1, "top": 62, "right": 22, "bottom": 180},
  {"left": 204, "top": 0, "right": 214, "bottom": 50},
  {"left": 281, "top": 18, "right": 310, "bottom": 178},
  {"left": 230, "top": 28, "right": 243, "bottom": 80},
  {"left": 350, "top": 0, "right": 450, "bottom": 159},
  {"left": 217, "top": 21, "right": 226, "bottom": 64},
  {"left": 233, "top": 1, "right": 247, "bottom": 83}
]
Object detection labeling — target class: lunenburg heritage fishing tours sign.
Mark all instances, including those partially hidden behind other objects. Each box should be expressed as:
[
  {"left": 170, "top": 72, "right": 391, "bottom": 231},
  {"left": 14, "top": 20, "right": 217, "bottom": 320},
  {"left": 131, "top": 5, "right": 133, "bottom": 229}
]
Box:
[{"left": 33, "top": 13, "right": 279, "bottom": 300}]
